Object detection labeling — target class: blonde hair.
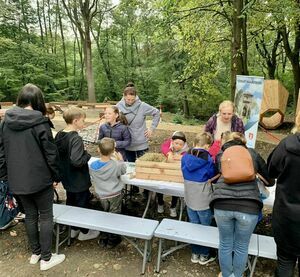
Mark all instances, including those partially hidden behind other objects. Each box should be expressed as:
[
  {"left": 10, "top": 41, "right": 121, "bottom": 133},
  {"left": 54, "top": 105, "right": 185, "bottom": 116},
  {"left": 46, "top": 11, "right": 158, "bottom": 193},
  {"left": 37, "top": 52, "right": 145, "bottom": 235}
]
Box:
[
  {"left": 97, "top": 137, "right": 115, "bottom": 156},
  {"left": 219, "top": 100, "right": 235, "bottom": 113},
  {"left": 63, "top": 107, "right": 86, "bottom": 124},
  {"left": 222, "top": 132, "right": 247, "bottom": 145},
  {"left": 194, "top": 132, "right": 213, "bottom": 147},
  {"left": 292, "top": 112, "right": 300, "bottom": 134}
]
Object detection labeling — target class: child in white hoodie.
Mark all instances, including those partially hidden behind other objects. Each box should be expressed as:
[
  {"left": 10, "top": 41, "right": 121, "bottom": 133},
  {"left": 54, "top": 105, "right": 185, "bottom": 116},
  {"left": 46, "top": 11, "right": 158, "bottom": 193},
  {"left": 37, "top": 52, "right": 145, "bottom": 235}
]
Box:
[{"left": 89, "top": 137, "right": 127, "bottom": 248}]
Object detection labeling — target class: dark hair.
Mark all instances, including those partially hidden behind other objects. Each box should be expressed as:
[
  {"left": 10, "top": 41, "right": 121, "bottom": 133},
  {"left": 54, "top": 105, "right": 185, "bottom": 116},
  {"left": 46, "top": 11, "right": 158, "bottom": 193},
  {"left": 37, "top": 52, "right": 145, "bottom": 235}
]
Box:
[
  {"left": 17, "top": 84, "right": 47, "bottom": 115},
  {"left": 97, "top": 137, "right": 115, "bottom": 156},
  {"left": 46, "top": 106, "right": 55, "bottom": 115},
  {"left": 107, "top": 106, "right": 128, "bottom": 125},
  {"left": 123, "top": 82, "right": 137, "bottom": 96},
  {"left": 171, "top": 131, "right": 186, "bottom": 142}
]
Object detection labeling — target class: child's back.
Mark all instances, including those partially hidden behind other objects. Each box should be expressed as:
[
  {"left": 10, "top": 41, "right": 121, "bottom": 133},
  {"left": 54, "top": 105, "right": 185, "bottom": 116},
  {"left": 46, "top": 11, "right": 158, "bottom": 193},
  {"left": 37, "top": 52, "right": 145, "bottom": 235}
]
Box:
[{"left": 89, "top": 159, "right": 126, "bottom": 199}]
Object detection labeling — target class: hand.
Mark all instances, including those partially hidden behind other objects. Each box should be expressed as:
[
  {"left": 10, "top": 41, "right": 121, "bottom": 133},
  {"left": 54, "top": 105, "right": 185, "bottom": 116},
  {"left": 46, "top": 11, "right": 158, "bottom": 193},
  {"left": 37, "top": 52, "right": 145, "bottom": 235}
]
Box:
[
  {"left": 53, "top": 182, "right": 58, "bottom": 188},
  {"left": 144, "top": 128, "right": 153, "bottom": 139},
  {"left": 115, "top": 151, "right": 124, "bottom": 161}
]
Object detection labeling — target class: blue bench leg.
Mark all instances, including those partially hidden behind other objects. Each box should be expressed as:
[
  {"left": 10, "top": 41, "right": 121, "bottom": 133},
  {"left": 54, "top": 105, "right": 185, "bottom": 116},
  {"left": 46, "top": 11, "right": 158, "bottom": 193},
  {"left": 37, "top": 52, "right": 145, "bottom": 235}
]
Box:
[
  {"left": 142, "top": 240, "right": 149, "bottom": 274},
  {"left": 156, "top": 238, "right": 162, "bottom": 273},
  {"left": 55, "top": 224, "right": 60, "bottom": 254}
]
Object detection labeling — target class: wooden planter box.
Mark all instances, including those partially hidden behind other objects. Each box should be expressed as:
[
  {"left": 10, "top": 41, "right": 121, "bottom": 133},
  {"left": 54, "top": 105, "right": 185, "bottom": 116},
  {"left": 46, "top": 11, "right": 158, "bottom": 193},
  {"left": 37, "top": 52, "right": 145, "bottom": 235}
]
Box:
[{"left": 135, "top": 160, "right": 183, "bottom": 183}]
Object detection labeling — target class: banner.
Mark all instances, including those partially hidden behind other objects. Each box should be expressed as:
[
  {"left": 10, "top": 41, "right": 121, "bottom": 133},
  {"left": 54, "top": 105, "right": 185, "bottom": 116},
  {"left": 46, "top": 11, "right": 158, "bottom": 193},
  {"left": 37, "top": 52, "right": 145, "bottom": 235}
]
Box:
[{"left": 234, "top": 75, "right": 264, "bottom": 148}]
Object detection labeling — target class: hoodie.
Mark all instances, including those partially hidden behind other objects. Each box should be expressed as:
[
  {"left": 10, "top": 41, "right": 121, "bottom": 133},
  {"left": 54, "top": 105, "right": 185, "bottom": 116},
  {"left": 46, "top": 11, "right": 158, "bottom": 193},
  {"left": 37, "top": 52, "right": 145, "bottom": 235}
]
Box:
[
  {"left": 89, "top": 159, "right": 126, "bottom": 198},
  {"left": 181, "top": 149, "right": 216, "bottom": 210},
  {"left": 116, "top": 96, "right": 160, "bottom": 151},
  {"left": 55, "top": 130, "right": 91, "bottom": 193},
  {"left": 268, "top": 133, "right": 300, "bottom": 255},
  {"left": 0, "top": 107, "right": 60, "bottom": 194}
]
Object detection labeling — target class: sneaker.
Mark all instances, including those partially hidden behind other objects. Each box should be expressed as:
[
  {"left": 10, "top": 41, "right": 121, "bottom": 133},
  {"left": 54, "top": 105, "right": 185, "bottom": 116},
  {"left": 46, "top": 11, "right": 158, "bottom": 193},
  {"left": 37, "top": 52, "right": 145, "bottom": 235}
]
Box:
[
  {"left": 29, "top": 254, "right": 41, "bottom": 265},
  {"left": 169, "top": 207, "right": 177, "bottom": 217},
  {"left": 40, "top": 254, "right": 65, "bottom": 271},
  {"left": 157, "top": 204, "right": 164, "bottom": 214},
  {"left": 70, "top": 229, "right": 80, "bottom": 238},
  {"left": 191, "top": 253, "right": 200, "bottom": 263},
  {"left": 199, "top": 254, "right": 216, "bottom": 265},
  {"left": 78, "top": 230, "right": 100, "bottom": 241},
  {"left": 15, "top": 212, "right": 26, "bottom": 221}
]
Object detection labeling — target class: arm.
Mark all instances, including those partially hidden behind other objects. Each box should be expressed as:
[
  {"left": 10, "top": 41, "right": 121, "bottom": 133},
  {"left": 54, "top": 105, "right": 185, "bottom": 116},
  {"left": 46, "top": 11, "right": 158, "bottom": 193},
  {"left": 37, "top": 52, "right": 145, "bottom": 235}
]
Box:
[
  {"left": 117, "top": 161, "right": 127, "bottom": 176},
  {"left": 69, "top": 135, "right": 91, "bottom": 167},
  {"left": 267, "top": 141, "right": 285, "bottom": 179},
  {"left": 116, "top": 126, "right": 131, "bottom": 149},
  {"left": 204, "top": 115, "right": 216, "bottom": 135},
  {"left": 233, "top": 116, "right": 245, "bottom": 134},
  {"left": 255, "top": 151, "right": 275, "bottom": 186},
  {"left": 142, "top": 102, "right": 160, "bottom": 133},
  {"left": 0, "top": 122, "right": 7, "bottom": 181},
  {"left": 34, "top": 124, "right": 61, "bottom": 182},
  {"left": 98, "top": 125, "right": 105, "bottom": 140}
]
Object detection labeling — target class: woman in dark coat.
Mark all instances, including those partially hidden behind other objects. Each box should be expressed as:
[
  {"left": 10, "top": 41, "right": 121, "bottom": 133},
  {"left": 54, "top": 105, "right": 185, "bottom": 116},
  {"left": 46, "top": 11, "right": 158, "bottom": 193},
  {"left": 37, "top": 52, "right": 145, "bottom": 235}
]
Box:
[
  {"left": 267, "top": 114, "right": 300, "bottom": 277},
  {"left": 0, "top": 84, "right": 65, "bottom": 271}
]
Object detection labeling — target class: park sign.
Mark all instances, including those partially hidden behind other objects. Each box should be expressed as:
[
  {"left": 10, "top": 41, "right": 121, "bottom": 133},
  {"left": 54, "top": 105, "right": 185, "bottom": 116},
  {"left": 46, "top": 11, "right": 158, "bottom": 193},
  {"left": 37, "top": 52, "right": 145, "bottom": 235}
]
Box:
[{"left": 234, "top": 75, "right": 264, "bottom": 149}]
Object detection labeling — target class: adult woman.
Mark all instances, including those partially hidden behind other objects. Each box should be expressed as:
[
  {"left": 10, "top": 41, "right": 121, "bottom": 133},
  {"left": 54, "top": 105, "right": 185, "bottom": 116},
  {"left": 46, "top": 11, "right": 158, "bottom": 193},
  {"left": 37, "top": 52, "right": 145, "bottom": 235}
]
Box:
[
  {"left": 205, "top": 100, "right": 245, "bottom": 159},
  {"left": 210, "top": 132, "right": 273, "bottom": 277},
  {"left": 0, "top": 84, "right": 65, "bottom": 270},
  {"left": 116, "top": 82, "right": 160, "bottom": 162},
  {"left": 267, "top": 113, "right": 300, "bottom": 277}
]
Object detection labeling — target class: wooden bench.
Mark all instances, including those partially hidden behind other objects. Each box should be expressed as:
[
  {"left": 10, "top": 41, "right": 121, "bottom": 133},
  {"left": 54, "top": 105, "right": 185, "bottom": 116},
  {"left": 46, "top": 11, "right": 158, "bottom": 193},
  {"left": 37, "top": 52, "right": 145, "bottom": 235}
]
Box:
[
  {"left": 154, "top": 219, "right": 277, "bottom": 276},
  {"left": 53, "top": 204, "right": 159, "bottom": 274}
]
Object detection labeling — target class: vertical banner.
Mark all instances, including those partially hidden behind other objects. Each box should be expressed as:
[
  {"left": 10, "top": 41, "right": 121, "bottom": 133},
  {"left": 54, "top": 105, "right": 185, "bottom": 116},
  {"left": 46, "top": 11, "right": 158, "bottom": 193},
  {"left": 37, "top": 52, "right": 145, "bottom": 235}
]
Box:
[{"left": 234, "top": 75, "right": 264, "bottom": 148}]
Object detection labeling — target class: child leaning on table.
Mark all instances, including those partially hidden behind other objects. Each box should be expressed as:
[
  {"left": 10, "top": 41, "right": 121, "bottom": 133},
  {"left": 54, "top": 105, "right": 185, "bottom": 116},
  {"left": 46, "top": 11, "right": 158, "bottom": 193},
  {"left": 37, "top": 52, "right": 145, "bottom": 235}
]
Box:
[
  {"left": 181, "top": 132, "right": 217, "bottom": 265},
  {"left": 89, "top": 137, "right": 127, "bottom": 248},
  {"left": 158, "top": 131, "right": 189, "bottom": 217}
]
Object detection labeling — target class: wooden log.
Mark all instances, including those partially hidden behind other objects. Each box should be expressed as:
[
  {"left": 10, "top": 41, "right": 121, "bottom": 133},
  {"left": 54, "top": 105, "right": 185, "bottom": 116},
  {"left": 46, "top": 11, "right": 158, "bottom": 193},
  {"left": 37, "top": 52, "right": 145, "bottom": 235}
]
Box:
[
  {"left": 260, "top": 80, "right": 289, "bottom": 129},
  {"left": 0, "top": 102, "right": 13, "bottom": 106}
]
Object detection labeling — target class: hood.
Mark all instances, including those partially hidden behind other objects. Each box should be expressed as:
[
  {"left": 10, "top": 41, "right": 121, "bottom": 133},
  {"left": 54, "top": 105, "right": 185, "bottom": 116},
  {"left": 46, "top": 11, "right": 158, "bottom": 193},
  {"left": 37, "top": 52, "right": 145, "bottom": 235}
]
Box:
[
  {"left": 55, "top": 131, "right": 77, "bottom": 156},
  {"left": 5, "top": 106, "right": 47, "bottom": 131},
  {"left": 117, "top": 96, "right": 142, "bottom": 114},
  {"left": 89, "top": 159, "right": 116, "bottom": 181},
  {"left": 285, "top": 134, "right": 300, "bottom": 155},
  {"left": 182, "top": 151, "right": 212, "bottom": 172}
]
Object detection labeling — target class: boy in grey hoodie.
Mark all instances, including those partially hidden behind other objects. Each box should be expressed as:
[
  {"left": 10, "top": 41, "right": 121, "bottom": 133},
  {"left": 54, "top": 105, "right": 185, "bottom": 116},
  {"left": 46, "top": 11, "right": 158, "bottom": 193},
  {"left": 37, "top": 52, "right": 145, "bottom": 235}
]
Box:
[{"left": 89, "top": 137, "right": 127, "bottom": 248}]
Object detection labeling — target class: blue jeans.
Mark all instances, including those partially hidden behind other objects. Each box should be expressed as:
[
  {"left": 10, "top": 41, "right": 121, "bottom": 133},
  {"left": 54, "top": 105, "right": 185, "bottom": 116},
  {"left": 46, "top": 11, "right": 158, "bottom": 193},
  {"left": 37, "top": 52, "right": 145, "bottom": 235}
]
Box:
[
  {"left": 214, "top": 209, "right": 258, "bottom": 277},
  {"left": 187, "top": 207, "right": 212, "bottom": 256}
]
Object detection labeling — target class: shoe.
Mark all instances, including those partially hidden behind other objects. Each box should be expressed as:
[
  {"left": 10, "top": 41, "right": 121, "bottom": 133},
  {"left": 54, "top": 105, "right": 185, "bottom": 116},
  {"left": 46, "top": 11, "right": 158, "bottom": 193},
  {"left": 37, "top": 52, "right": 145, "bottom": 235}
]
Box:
[
  {"left": 199, "top": 254, "right": 216, "bottom": 265},
  {"left": 15, "top": 212, "right": 26, "bottom": 221},
  {"left": 70, "top": 229, "right": 80, "bottom": 238},
  {"left": 157, "top": 205, "right": 164, "bottom": 214},
  {"left": 191, "top": 253, "right": 200, "bottom": 263},
  {"left": 29, "top": 254, "right": 41, "bottom": 265},
  {"left": 40, "top": 254, "right": 65, "bottom": 271},
  {"left": 98, "top": 238, "right": 108, "bottom": 247},
  {"left": 78, "top": 230, "right": 100, "bottom": 241},
  {"left": 169, "top": 207, "right": 177, "bottom": 217}
]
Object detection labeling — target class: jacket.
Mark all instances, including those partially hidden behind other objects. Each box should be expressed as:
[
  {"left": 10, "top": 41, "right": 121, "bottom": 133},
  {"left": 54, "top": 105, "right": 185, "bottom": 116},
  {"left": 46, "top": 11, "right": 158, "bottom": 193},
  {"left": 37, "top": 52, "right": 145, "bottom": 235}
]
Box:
[
  {"left": 181, "top": 149, "right": 216, "bottom": 210},
  {"left": 98, "top": 122, "right": 131, "bottom": 159},
  {"left": 210, "top": 140, "right": 273, "bottom": 214},
  {"left": 0, "top": 107, "right": 60, "bottom": 194},
  {"left": 205, "top": 114, "right": 245, "bottom": 139},
  {"left": 267, "top": 134, "right": 300, "bottom": 255},
  {"left": 89, "top": 159, "right": 126, "bottom": 199},
  {"left": 55, "top": 131, "right": 91, "bottom": 193},
  {"left": 116, "top": 96, "right": 160, "bottom": 151}
]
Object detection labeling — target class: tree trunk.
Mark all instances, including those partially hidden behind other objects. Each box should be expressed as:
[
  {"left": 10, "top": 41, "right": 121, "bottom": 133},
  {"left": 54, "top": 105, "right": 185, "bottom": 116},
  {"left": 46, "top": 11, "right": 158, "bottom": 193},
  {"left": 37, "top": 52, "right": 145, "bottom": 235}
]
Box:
[{"left": 36, "top": 0, "right": 45, "bottom": 47}]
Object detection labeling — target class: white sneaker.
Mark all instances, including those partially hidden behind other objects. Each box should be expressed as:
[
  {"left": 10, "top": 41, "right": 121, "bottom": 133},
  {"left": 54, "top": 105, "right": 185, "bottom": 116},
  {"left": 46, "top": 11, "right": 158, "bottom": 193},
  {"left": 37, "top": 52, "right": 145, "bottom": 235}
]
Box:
[
  {"left": 169, "top": 207, "right": 177, "bottom": 217},
  {"left": 70, "top": 229, "right": 80, "bottom": 238},
  {"left": 191, "top": 253, "right": 200, "bottom": 263},
  {"left": 157, "top": 205, "right": 164, "bottom": 214},
  {"left": 199, "top": 254, "right": 216, "bottom": 265},
  {"left": 29, "top": 254, "right": 41, "bottom": 264},
  {"left": 78, "top": 230, "right": 100, "bottom": 241},
  {"left": 40, "top": 254, "right": 65, "bottom": 271}
]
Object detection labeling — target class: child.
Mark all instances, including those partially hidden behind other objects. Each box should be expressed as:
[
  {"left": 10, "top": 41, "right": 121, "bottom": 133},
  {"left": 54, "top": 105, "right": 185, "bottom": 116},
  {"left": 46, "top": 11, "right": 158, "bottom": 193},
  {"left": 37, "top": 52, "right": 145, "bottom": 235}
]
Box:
[
  {"left": 89, "top": 137, "right": 127, "bottom": 248},
  {"left": 181, "top": 132, "right": 216, "bottom": 265},
  {"left": 158, "top": 131, "right": 189, "bottom": 217},
  {"left": 55, "top": 107, "right": 99, "bottom": 241},
  {"left": 98, "top": 106, "right": 131, "bottom": 160}
]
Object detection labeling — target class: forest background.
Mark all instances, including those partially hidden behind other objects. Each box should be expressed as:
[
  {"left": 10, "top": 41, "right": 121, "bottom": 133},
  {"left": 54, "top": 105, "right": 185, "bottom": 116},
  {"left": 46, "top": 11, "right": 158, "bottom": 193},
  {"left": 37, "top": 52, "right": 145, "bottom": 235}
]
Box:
[{"left": 0, "top": 0, "right": 299, "bottom": 121}]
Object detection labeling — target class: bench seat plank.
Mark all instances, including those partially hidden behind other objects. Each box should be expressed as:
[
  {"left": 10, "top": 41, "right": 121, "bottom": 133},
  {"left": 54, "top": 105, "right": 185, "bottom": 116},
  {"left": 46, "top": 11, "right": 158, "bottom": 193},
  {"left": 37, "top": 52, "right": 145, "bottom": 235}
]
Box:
[{"left": 55, "top": 206, "right": 159, "bottom": 240}]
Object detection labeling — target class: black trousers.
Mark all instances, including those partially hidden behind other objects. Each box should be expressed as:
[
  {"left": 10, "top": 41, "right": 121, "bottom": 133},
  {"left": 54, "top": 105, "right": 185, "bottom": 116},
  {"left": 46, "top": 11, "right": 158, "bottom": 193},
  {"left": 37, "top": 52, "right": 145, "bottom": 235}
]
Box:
[{"left": 275, "top": 246, "right": 300, "bottom": 277}]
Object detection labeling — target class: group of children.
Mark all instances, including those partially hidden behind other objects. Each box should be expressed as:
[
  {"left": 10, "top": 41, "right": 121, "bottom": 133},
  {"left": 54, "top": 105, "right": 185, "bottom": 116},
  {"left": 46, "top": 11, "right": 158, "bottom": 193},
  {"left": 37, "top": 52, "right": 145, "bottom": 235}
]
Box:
[{"left": 53, "top": 104, "right": 225, "bottom": 264}]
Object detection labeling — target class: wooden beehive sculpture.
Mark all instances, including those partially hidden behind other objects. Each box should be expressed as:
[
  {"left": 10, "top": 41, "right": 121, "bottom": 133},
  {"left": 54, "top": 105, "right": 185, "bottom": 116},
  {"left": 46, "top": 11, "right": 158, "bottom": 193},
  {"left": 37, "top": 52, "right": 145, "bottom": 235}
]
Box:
[
  {"left": 135, "top": 153, "right": 184, "bottom": 183},
  {"left": 260, "top": 80, "right": 289, "bottom": 129}
]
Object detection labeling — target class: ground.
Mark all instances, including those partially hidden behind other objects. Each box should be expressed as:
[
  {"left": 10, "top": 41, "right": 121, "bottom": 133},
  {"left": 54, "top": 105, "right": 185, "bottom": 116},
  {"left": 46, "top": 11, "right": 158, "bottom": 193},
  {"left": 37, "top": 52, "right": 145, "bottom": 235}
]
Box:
[{"left": 0, "top": 108, "right": 291, "bottom": 277}]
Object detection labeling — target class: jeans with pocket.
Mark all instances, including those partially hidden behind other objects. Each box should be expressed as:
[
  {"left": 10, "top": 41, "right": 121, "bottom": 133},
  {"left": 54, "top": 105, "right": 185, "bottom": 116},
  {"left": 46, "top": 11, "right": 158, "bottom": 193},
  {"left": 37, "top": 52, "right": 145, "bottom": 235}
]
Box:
[{"left": 214, "top": 209, "right": 258, "bottom": 277}]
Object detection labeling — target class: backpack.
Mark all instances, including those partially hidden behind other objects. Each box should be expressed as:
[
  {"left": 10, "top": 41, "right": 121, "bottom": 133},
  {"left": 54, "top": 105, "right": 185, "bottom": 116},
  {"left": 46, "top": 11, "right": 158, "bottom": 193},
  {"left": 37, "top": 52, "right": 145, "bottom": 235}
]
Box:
[
  {"left": 221, "top": 145, "right": 256, "bottom": 184},
  {"left": 0, "top": 181, "right": 19, "bottom": 229}
]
